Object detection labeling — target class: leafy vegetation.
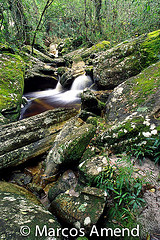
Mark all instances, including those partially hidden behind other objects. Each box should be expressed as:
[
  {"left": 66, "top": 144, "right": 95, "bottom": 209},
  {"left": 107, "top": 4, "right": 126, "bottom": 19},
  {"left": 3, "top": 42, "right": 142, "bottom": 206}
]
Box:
[
  {"left": 127, "top": 134, "right": 160, "bottom": 164},
  {"left": 93, "top": 156, "right": 148, "bottom": 233},
  {"left": 0, "top": 0, "right": 159, "bottom": 49}
]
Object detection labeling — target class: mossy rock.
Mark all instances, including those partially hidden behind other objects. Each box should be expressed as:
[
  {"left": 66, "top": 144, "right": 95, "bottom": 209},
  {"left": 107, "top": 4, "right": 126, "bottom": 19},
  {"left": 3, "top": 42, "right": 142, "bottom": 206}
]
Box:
[
  {"left": 99, "top": 115, "right": 159, "bottom": 157},
  {"left": 105, "top": 61, "right": 160, "bottom": 123},
  {"left": 49, "top": 186, "right": 106, "bottom": 234},
  {"left": 93, "top": 29, "right": 160, "bottom": 89},
  {"left": 57, "top": 66, "right": 67, "bottom": 76},
  {"left": 79, "top": 155, "right": 108, "bottom": 184},
  {"left": 81, "top": 41, "right": 110, "bottom": 60},
  {"left": 91, "top": 41, "right": 110, "bottom": 52},
  {"left": 44, "top": 123, "right": 96, "bottom": 177},
  {"left": 23, "top": 45, "right": 54, "bottom": 63},
  {"left": 0, "top": 181, "right": 62, "bottom": 240},
  {"left": 0, "top": 53, "right": 25, "bottom": 123}
]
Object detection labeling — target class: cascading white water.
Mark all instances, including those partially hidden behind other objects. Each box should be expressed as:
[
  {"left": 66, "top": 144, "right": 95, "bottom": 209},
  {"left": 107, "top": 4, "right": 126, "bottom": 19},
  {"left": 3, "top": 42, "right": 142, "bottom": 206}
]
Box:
[
  {"left": 21, "top": 74, "right": 93, "bottom": 118},
  {"left": 71, "top": 74, "right": 92, "bottom": 90},
  {"left": 55, "top": 81, "right": 63, "bottom": 91}
]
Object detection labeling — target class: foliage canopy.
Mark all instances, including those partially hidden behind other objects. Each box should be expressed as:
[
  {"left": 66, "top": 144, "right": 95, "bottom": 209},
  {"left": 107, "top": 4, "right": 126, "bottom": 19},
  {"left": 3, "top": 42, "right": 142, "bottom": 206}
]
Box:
[{"left": 0, "top": 0, "right": 159, "bottom": 49}]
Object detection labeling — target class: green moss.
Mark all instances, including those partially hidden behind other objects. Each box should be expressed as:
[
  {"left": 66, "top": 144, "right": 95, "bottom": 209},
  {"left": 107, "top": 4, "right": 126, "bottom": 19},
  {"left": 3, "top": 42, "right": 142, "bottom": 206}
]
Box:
[
  {"left": 132, "top": 61, "right": 160, "bottom": 106},
  {"left": 81, "top": 147, "right": 97, "bottom": 163},
  {"left": 77, "top": 237, "right": 88, "bottom": 240},
  {"left": 140, "top": 30, "right": 160, "bottom": 67},
  {"left": 86, "top": 116, "right": 99, "bottom": 126},
  {"left": 91, "top": 41, "right": 110, "bottom": 52},
  {"left": 56, "top": 124, "right": 96, "bottom": 165},
  {"left": 72, "top": 54, "right": 83, "bottom": 63},
  {"left": 22, "top": 45, "right": 53, "bottom": 62},
  {"left": 81, "top": 41, "right": 110, "bottom": 60},
  {"left": 85, "top": 65, "right": 93, "bottom": 76},
  {"left": 0, "top": 53, "right": 25, "bottom": 121},
  {"left": 0, "top": 181, "right": 40, "bottom": 205}
]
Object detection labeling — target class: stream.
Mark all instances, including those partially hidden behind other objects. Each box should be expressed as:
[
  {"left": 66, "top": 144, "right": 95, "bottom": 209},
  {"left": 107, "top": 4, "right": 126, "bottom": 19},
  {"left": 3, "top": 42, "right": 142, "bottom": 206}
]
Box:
[{"left": 20, "top": 74, "right": 93, "bottom": 119}]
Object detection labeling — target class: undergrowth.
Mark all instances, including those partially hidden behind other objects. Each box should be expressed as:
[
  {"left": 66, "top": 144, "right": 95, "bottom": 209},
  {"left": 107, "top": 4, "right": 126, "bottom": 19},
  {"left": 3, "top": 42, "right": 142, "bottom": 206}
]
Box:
[
  {"left": 93, "top": 155, "right": 149, "bottom": 239},
  {"left": 126, "top": 134, "right": 160, "bottom": 164}
]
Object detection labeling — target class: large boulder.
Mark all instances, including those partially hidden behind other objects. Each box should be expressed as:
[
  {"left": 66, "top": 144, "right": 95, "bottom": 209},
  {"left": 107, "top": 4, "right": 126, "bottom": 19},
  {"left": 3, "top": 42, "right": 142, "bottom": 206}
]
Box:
[
  {"left": 49, "top": 186, "right": 106, "bottom": 234},
  {"left": 93, "top": 30, "right": 160, "bottom": 89},
  {"left": 0, "top": 108, "right": 78, "bottom": 170},
  {"left": 0, "top": 50, "right": 25, "bottom": 123},
  {"left": 105, "top": 61, "right": 160, "bottom": 124},
  {"left": 98, "top": 114, "right": 159, "bottom": 158},
  {"left": 0, "top": 181, "right": 62, "bottom": 240},
  {"left": 43, "top": 117, "right": 96, "bottom": 178},
  {"left": 98, "top": 61, "right": 159, "bottom": 157}
]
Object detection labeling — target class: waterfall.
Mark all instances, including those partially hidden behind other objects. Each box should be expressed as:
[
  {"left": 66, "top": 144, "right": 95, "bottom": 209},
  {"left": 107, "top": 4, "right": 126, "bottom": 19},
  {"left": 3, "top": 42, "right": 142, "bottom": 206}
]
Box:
[
  {"left": 71, "top": 75, "right": 92, "bottom": 90},
  {"left": 21, "top": 74, "right": 93, "bottom": 118},
  {"left": 55, "top": 81, "right": 63, "bottom": 91}
]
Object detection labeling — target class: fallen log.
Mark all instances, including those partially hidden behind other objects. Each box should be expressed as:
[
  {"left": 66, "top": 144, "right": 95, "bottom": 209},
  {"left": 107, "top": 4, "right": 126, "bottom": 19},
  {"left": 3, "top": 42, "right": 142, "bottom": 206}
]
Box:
[{"left": 0, "top": 108, "right": 78, "bottom": 169}]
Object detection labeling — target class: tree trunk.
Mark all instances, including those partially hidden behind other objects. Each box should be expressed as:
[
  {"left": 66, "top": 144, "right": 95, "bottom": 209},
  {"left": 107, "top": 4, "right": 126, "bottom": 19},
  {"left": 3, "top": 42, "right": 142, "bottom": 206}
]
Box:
[
  {"left": 7, "top": 0, "right": 31, "bottom": 44},
  {"left": 94, "top": 0, "right": 102, "bottom": 33},
  {"left": 31, "top": 0, "right": 54, "bottom": 54}
]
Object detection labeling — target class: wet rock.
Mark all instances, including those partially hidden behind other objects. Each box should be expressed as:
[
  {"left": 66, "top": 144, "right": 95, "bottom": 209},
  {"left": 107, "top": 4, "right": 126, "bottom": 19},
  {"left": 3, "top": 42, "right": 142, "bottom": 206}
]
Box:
[
  {"left": 23, "top": 53, "right": 59, "bottom": 93},
  {"left": 48, "top": 170, "right": 78, "bottom": 202},
  {"left": 81, "top": 89, "right": 105, "bottom": 116},
  {"left": 49, "top": 186, "right": 106, "bottom": 233},
  {"left": 105, "top": 61, "right": 160, "bottom": 124},
  {"left": 0, "top": 181, "right": 62, "bottom": 240},
  {"left": 0, "top": 108, "right": 78, "bottom": 170},
  {"left": 93, "top": 30, "right": 160, "bottom": 89},
  {"left": 24, "top": 71, "right": 58, "bottom": 93},
  {"left": 49, "top": 57, "right": 66, "bottom": 67},
  {"left": 0, "top": 51, "right": 25, "bottom": 123},
  {"left": 60, "top": 68, "right": 75, "bottom": 88},
  {"left": 60, "top": 61, "right": 86, "bottom": 89},
  {"left": 44, "top": 117, "right": 96, "bottom": 178}
]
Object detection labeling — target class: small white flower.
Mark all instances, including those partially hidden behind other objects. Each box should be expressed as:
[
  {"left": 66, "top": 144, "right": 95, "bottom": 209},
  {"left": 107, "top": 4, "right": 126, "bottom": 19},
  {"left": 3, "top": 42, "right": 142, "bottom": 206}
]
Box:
[
  {"left": 143, "top": 120, "right": 150, "bottom": 126},
  {"left": 151, "top": 130, "right": 157, "bottom": 135},
  {"left": 142, "top": 132, "right": 151, "bottom": 138},
  {"left": 150, "top": 124, "right": 156, "bottom": 130},
  {"left": 124, "top": 129, "right": 127, "bottom": 133}
]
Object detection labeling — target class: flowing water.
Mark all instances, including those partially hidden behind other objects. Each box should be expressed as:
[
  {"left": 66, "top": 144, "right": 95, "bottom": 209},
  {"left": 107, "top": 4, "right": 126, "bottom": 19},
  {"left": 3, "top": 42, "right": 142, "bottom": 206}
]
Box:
[{"left": 20, "top": 74, "right": 93, "bottom": 119}]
